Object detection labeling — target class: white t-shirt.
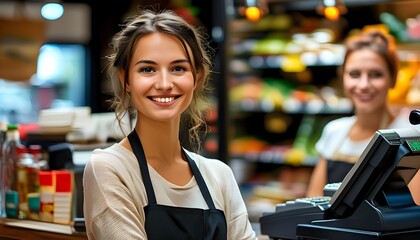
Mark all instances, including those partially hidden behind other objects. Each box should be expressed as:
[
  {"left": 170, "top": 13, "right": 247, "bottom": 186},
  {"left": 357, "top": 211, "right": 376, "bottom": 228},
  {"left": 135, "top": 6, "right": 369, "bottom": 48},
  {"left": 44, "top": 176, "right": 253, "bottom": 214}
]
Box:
[
  {"left": 316, "top": 112, "right": 416, "bottom": 163},
  {"left": 83, "top": 144, "right": 257, "bottom": 240}
]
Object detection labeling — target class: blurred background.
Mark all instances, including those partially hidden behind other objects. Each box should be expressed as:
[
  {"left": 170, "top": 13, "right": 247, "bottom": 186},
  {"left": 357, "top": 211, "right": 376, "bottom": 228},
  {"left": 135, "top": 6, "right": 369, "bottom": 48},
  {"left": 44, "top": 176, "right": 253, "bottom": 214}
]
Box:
[{"left": 1, "top": 0, "right": 420, "bottom": 223}]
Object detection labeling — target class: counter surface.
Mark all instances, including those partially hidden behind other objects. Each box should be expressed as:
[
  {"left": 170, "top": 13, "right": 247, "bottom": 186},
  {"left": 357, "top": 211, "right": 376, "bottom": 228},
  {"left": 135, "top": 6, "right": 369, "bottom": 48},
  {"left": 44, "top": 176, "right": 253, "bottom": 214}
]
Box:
[{"left": 0, "top": 219, "right": 87, "bottom": 240}]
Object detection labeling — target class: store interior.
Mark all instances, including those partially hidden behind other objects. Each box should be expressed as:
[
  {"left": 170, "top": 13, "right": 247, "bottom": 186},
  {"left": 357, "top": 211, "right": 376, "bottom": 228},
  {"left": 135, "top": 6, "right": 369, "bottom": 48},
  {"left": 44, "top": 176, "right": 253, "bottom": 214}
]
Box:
[
  {"left": 225, "top": 0, "right": 420, "bottom": 221},
  {"left": 1, "top": 0, "right": 420, "bottom": 238}
]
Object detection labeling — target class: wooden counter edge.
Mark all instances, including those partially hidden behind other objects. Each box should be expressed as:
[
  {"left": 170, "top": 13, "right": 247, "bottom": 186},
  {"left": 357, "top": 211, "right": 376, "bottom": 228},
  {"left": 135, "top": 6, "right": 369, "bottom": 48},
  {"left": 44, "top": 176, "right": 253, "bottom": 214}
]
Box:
[{"left": 0, "top": 219, "right": 87, "bottom": 240}]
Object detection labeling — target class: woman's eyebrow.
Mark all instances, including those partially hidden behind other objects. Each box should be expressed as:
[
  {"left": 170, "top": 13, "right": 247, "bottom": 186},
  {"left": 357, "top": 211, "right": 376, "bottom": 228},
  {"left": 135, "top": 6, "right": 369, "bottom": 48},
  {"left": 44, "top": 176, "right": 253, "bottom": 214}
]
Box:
[
  {"left": 135, "top": 59, "right": 156, "bottom": 66},
  {"left": 134, "top": 59, "right": 190, "bottom": 66},
  {"left": 172, "top": 59, "right": 190, "bottom": 64}
]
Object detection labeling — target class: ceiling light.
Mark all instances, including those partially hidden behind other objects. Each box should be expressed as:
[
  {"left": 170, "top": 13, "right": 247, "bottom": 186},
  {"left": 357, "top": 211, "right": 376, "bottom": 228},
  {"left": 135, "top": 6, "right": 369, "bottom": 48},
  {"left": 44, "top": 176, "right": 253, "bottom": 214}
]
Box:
[
  {"left": 41, "top": 2, "right": 64, "bottom": 20},
  {"left": 317, "top": 0, "right": 347, "bottom": 21}
]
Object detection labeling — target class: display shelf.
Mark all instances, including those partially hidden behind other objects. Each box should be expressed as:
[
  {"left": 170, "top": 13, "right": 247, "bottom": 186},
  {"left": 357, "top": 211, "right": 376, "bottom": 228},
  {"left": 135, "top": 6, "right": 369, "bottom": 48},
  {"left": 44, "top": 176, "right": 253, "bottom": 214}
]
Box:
[
  {"left": 224, "top": 2, "right": 420, "bottom": 224},
  {"left": 230, "top": 100, "right": 353, "bottom": 115},
  {"left": 230, "top": 151, "right": 319, "bottom": 166},
  {"left": 190, "top": 0, "right": 420, "bottom": 232}
]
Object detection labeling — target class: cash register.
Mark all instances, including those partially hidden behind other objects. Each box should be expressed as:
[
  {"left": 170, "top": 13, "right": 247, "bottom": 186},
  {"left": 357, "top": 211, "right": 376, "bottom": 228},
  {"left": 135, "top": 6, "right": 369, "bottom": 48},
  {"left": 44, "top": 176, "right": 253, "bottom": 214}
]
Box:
[{"left": 259, "top": 110, "right": 420, "bottom": 240}]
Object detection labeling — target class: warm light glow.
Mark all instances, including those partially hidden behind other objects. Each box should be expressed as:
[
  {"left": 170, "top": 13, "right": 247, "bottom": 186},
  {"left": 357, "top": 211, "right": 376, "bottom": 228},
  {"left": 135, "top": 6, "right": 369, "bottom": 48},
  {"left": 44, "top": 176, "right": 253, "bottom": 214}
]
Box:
[
  {"left": 316, "top": 0, "right": 347, "bottom": 21},
  {"left": 245, "top": 7, "right": 262, "bottom": 22},
  {"left": 324, "top": 6, "right": 340, "bottom": 21}
]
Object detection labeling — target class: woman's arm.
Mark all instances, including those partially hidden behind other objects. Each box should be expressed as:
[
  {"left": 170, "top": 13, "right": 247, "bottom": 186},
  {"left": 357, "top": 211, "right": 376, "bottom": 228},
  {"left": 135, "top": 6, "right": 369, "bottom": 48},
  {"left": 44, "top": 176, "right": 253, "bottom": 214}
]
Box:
[
  {"left": 408, "top": 170, "right": 420, "bottom": 205},
  {"left": 221, "top": 165, "right": 257, "bottom": 240},
  {"left": 83, "top": 155, "right": 147, "bottom": 239},
  {"left": 306, "top": 157, "right": 327, "bottom": 197}
]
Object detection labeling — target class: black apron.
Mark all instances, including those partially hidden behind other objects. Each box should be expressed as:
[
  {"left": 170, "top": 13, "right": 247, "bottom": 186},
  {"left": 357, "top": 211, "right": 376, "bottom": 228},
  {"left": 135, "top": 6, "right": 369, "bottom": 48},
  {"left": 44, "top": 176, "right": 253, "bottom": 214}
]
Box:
[
  {"left": 326, "top": 160, "right": 353, "bottom": 184},
  {"left": 326, "top": 136, "right": 364, "bottom": 184},
  {"left": 326, "top": 140, "right": 358, "bottom": 184},
  {"left": 326, "top": 115, "right": 392, "bottom": 184},
  {"left": 128, "top": 130, "right": 227, "bottom": 240}
]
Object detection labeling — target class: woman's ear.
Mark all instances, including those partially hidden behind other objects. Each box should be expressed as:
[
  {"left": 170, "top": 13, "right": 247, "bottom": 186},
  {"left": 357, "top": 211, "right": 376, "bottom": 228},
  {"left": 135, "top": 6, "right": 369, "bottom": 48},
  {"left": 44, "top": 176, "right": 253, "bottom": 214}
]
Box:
[{"left": 118, "top": 69, "right": 130, "bottom": 92}]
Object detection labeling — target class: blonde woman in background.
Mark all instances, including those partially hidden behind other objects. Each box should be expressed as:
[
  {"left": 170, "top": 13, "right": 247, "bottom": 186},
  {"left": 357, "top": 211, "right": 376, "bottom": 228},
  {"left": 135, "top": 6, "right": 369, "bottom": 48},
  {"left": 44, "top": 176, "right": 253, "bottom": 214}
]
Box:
[{"left": 306, "top": 30, "right": 420, "bottom": 205}]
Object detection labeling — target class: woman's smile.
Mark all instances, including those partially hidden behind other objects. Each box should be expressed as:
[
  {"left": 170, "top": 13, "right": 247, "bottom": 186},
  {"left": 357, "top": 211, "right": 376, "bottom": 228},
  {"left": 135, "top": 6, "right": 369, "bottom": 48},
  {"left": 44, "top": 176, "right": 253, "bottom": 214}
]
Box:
[{"left": 150, "top": 96, "right": 177, "bottom": 103}]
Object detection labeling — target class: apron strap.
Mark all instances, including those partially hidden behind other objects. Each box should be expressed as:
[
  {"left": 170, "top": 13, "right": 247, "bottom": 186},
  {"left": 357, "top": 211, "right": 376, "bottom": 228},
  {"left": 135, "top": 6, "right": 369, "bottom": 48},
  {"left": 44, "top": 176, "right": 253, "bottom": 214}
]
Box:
[
  {"left": 128, "top": 129, "right": 217, "bottom": 209},
  {"left": 128, "top": 130, "right": 157, "bottom": 204},
  {"left": 183, "top": 150, "right": 216, "bottom": 210}
]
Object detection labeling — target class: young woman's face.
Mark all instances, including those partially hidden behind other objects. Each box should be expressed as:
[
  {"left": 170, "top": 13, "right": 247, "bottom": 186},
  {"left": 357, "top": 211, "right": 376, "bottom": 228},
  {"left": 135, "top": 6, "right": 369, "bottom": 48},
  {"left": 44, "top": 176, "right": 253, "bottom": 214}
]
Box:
[
  {"left": 343, "top": 49, "right": 393, "bottom": 114},
  {"left": 122, "top": 32, "right": 196, "bottom": 122}
]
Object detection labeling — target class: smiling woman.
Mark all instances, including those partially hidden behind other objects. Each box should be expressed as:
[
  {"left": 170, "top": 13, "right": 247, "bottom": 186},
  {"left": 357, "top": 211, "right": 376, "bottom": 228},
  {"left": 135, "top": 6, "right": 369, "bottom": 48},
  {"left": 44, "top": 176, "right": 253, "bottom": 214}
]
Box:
[
  {"left": 306, "top": 30, "right": 420, "bottom": 203},
  {"left": 82, "top": 8, "right": 257, "bottom": 240},
  {"left": 122, "top": 32, "right": 195, "bottom": 124}
]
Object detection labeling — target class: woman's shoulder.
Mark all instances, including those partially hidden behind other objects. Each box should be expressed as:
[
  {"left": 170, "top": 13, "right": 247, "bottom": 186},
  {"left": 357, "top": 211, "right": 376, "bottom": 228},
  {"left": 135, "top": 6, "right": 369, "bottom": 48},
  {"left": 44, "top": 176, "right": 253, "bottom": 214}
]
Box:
[
  {"left": 316, "top": 116, "right": 355, "bottom": 155},
  {"left": 183, "top": 149, "right": 232, "bottom": 173},
  {"left": 85, "top": 143, "right": 140, "bottom": 187},
  {"left": 322, "top": 116, "right": 356, "bottom": 134},
  {"left": 88, "top": 143, "right": 135, "bottom": 169},
  {"left": 92, "top": 143, "right": 129, "bottom": 158}
]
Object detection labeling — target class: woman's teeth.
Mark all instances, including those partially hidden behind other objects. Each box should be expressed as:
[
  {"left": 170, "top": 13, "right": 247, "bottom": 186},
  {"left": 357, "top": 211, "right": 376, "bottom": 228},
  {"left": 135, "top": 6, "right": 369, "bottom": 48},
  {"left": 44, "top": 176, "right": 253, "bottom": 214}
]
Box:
[{"left": 152, "top": 97, "right": 175, "bottom": 103}]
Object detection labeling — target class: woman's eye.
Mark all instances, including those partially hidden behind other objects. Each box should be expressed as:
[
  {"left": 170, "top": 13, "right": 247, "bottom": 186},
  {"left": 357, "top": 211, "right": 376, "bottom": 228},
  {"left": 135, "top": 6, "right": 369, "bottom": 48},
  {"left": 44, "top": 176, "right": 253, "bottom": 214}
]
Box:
[
  {"left": 140, "top": 67, "right": 154, "bottom": 73},
  {"left": 172, "top": 66, "right": 187, "bottom": 72},
  {"left": 369, "top": 71, "right": 384, "bottom": 78},
  {"left": 348, "top": 71, "right": 360, "bottom": 78}
]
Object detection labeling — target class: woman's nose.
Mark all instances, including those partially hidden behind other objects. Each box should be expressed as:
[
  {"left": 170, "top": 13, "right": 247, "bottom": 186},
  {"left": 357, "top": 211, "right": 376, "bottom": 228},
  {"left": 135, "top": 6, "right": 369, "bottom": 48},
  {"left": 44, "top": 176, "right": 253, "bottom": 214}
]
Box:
[
  {"left": 357, "top": 74, "right": 371, "bottom": 88},
  {"left": 155, "top": 72, "right": 174, "bottom": 90}
]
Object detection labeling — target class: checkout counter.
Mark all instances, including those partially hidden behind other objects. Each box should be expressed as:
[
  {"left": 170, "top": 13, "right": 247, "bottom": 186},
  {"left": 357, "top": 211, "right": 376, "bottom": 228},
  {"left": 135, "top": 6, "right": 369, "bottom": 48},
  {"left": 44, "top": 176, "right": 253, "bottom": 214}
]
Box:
[
  {"left": 260, "top": 125, "right": 420, "bottom": 240},
  {"left": 0, "top": 142, "right": 99, "bottom": 239},
  {"left": 0, "top": 218, "right": 87, "bottom": 240}
]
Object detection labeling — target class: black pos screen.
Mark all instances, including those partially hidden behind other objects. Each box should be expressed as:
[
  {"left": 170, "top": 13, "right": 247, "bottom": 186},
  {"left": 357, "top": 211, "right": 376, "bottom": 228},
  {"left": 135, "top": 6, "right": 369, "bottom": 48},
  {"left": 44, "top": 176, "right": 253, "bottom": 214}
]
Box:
[{"left": 327, "top": 128, "right": 420, "bottom": 219}]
